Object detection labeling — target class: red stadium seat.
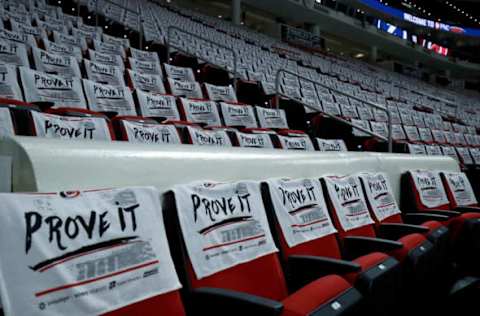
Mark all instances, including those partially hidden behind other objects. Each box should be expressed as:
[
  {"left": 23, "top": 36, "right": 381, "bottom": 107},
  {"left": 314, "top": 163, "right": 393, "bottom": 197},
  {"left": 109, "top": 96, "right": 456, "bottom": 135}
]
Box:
[
  {"left": 0, "top": 187, "right": 187, "bottom": 316},
  {"left": 357, "top": 172, "right": 451, "bottom": 296},
  {"left": 163, "top": 180, "right": 363, "bottom": 316},
  {"left": 322, "top": 174, "right": 438, "bottom": 311},
  {"left": 261, "top": 177, "right": 401, "bottom": 316},
  {"left": 357, "top": 172, "right": 448, "bottom": 247},
  {"left": 103, "top": 291, "right": 186, "bottom": 316},
  {"left": 401, "top": 170, "right": 480, "bottom": 275}
]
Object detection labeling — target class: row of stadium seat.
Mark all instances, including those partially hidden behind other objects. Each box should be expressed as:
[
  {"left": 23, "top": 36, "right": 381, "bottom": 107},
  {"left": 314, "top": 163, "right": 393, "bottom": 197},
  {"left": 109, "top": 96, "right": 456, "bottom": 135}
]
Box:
[
  {"left": 0, "top": 0, "right": 477, "bottom": 172},
  {"left": 0, "top": 103, "right": 347, "bottom": 151},
  {"left": 0, "top": 168, "right": 478, "bottom": 315},
  {"left": 0, "top": 0, "right": 478, "bottom": 163},
  {"left": 0, "top": 0, "right": 478, "bottom": 189},
  {"left": 1, "top": 67, "right": 479, "bottom": 163},
  {"left": 0, "top": 1, "right": 478, "bottom": 316}
]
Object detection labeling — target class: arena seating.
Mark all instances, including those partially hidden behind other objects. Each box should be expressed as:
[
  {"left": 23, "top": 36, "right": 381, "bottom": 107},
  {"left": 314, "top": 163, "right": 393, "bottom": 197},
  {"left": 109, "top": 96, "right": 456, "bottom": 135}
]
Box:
[
  {"left": 0, "top": 0, "right": 478, "bottom": 314},
  {"left": 1, "top": 0, "right": 478, "bottom": 160},
  {"left": 357, "top": 172, "right": 452, "bottom": 299},
  {"left": 261, "top": 177, "right": 402, "bottom": 316},
  {"left": 0, "top": 137, "right": 478, "bottom": 315},
  {"left": 164, "top": 180, "right": 363, "bottom": 316},
  {"left": 401, "top": 170, "right": 480, "bottom": 276},
  {"left": 321, "top": 174, "right": 438, "bottom": 312}
]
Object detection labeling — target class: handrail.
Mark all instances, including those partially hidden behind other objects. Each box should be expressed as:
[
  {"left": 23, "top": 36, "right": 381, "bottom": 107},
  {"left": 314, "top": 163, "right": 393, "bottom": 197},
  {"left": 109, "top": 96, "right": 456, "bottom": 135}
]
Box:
[
  {"left": 275, "top": 69, "right": 393, "bottom": 152},
  {"left": 95, "top": 0, "right": 143, "bottom": 48},
  {"left": 166, "top": 25, "right": 238, "bottom": 88}
]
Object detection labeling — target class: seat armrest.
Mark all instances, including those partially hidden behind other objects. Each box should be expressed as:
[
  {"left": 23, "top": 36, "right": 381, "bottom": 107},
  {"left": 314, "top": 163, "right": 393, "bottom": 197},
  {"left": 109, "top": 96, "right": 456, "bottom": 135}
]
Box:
[
  {"left": 454, "top": 206, "right": 480, "bottom": 213},
  {"left": 403, "top": 213, "right": 449, "bottom": 225},
  {"left": 192, "top": 287, "right": 283, "bottom": 316},
  {"left": 449, "top": 276, "right": 480, "bottom": 298},
  {"left": 286, "top": 255, "right": 361, "bottom": 292},
  {"left": 289, "top": 255, "right": 361, "bottom": 275},
  {"left": 343, "top": 236, "right": 403, "bottom": 260},
  {"left": 417, "top": 210, "right": 461, "bottom": 218},
  {"left": 378, "top": 223, "right": 429, "bottom": 240}
]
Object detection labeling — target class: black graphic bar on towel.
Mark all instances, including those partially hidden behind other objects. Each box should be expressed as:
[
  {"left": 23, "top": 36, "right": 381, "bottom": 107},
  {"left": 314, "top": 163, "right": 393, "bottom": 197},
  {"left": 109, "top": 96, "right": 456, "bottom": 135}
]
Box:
[
  {"left": 198, "top": 216, "right": 252, "bottom": 235},
  {"left": 288, "top": 204, "right": 317, "bottom": 215}
]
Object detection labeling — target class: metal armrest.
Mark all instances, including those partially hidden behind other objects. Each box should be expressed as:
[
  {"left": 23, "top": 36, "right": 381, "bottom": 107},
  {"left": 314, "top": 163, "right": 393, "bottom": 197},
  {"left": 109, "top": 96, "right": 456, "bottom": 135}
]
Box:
[
  {"left": 343, "top": 236, "right": 403, "bottom": 260},
  {"left": 403, "top": 213, "right": 450, "bottom": 225},
  {"left": 378, "top": 223, "right": 429, "bottom": 240},
  {"left": 289, "top": 255, "right": 361, "bottom": 275},
  {"left": 454, "top": 206, "right": 480, "bottom": 214},
  {"left": 192, "top": 287, "right": 283, "bottom": 316}
]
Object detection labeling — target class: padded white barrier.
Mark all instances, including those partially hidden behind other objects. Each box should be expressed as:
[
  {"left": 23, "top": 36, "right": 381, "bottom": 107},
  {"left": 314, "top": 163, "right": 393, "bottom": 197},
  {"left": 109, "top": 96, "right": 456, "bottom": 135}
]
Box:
[{"left": 0, "top": 137, "right": 459, "bottom": 200}]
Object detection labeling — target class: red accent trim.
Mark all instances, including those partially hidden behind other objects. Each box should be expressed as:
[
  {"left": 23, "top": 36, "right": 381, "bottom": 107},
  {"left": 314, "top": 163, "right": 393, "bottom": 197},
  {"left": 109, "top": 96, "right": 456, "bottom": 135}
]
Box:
[
  {"left": 112, "top": 116, "right": 157, "bottom": 124},
  {"left": 220, "top": 101, "right": 248, "bottom": 106},
  {"left": 291, "top": 218, "right": 328, "bottom": 228},
  {"left": 163, "top": 119, "right": 199, "bottom": 127},
  {"left": 37, "top": 112, "right": 98, "bottom": 122},
  {"left": 242, "top": 128, "right": 277, "bottom": 135},
  {"left": 35, "top": 260, "right": 159, "bottom": 297},
  {"left": 202, "top": 234, "right": 265, "bottom": 251},
  {"left": 277, "top": 129, "right": 307, "bottom": 136},
  {"left": 83, "top": 188, "right": 115, "bottom": 193},
  {"left": 206, "top": 125, "right": 237, "bottom": 132},
  {"left": 177, "top": 98, "right": 187, "bottom": 121},
  {"left": 183, "top": 98, "right": 211, "bottom": 102},
  {"left": 239, "top": 79, "right": 258, "bottom": 85},
  {"left": 46, "top": 107, "right": 107, "bottom": 118},
  {"left": 0, "top": 98, "right": 33, "bottom": 107},
  {"left": 17, "top": 192, "right": 57, "bottom": 195},
  {"left": 377, "top": 202, "right": 396, "bottom": 209},
  {"left": 28, "top": 111, "right": 38, "bottom": 136},
  {"left": 126, "top": 71, "right": 135, "bottom": 90},
  {"left": 107, "top": 121, "right": 116, "bottom": 141}
]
